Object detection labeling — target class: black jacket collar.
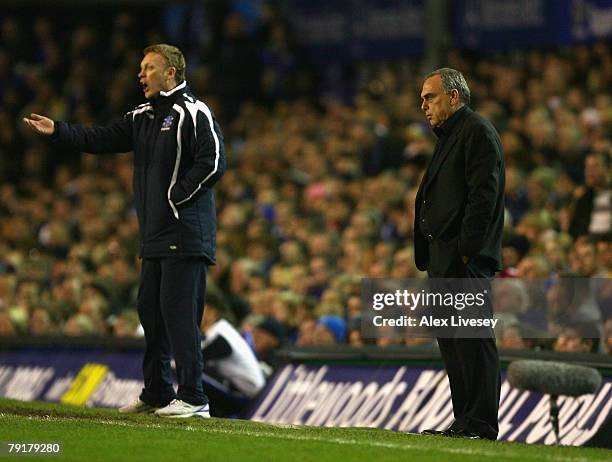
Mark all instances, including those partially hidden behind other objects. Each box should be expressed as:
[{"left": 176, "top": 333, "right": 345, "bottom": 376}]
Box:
[{"left": 433, "top": 105, "right": 469, "bottom": 138}]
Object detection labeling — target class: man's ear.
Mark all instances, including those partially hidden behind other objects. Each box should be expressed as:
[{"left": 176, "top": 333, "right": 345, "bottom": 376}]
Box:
[
  {"left": 166, "top": 66, "right": 177, "bottom": 81},
  {"left": 450, "top": 89, "right": 460, "bottom": 106}
]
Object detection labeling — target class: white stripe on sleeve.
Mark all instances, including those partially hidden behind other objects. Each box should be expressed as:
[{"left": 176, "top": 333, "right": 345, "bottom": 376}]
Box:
[
  {"left": 178, "top": 99, "right": 220, "bottom": 205},
  {"left": 130, "top": 104, "right": 152, "bottom": 120}
]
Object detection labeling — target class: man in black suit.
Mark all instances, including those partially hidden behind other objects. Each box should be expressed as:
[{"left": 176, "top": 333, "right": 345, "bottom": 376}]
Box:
[
  {"left": 414, "top": 68, "right": 505, "bottom": 440},
  {"left": 568, "top": 152, "right": 611, "bottom": 240}
]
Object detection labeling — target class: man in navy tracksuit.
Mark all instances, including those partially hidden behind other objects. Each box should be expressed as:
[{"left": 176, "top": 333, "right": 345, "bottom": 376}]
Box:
[{"left": 24, "top": 44, "right": 225, "bottom": 418}]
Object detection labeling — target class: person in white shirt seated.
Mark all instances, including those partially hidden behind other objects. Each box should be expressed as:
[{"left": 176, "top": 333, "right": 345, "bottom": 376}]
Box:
[{"left": 201, "top": 291, "right": 266, "bottom": 417}]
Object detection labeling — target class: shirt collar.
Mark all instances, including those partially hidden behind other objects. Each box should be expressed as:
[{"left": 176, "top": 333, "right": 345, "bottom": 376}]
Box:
[
  {"left": 433, "top": 105, "right": 468, "bottom": 138},
  {"left": 159, "top": 80, "right": 187, "bottom": 97}
]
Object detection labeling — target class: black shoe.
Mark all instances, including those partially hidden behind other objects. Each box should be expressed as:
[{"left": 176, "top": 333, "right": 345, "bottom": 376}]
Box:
[
  {"left": 421, "top": 429, "right": 448, "bottom": 436},
  {"left": 446, "top": 429, "right": 482, "bottom": 440}
]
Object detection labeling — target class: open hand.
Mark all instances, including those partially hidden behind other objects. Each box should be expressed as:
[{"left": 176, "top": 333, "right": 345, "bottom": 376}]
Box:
[{"left": 23, "top": 113, "right": 55, "bottom": 136}]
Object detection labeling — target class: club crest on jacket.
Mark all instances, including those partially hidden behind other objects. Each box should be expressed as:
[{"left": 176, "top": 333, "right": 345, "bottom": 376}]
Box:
[{"left": 161, "top": 115, "right": 174, "bottom": 131}]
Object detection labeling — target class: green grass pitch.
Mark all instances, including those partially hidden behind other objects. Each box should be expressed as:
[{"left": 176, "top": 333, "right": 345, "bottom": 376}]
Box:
[{"left": 0, "top": 398, "right": 609, "bottom": 462}]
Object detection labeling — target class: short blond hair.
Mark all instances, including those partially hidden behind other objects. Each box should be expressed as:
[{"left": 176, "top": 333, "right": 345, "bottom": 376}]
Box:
[{"left": 143, "top": 44, "right": 186, "bottom": 83}]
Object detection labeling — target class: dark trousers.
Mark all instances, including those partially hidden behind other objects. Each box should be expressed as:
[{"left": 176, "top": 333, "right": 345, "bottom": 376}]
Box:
[
  {"left": 437, "top": 336, "right": 500, "bottom": 439},
  {"left": 137, "top": 257, "right": 208, "bottom": 406},
  {"left": 428, "top": 243, "right": 501, "bottom": 440}
]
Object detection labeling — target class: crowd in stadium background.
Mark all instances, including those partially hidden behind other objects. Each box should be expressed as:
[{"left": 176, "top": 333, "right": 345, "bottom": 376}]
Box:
[{"left": 0, "top": 2, "right": 611, "bottom": 363}]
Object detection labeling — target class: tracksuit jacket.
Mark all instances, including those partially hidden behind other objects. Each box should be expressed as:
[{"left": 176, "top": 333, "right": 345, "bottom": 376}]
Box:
[{"left": 52, "top": 81, "right": 225, "bottom": 263}]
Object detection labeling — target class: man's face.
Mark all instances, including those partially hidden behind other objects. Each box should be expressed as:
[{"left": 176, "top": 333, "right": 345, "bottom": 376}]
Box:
[
  {"left": 252, "top": 327, "right": 279, "bottom": 354},
  {"left": 584, "top": 155, "right": 607, "bottom": 189},
  {"left": 138, "top": 52, "right": 172, "bottom": 99},
  {"left": 313, "top": 324, "right": 336, "bottom": 345},
  {"left": 420, "top": 75, "right": 456, "bottom": 127},
  {"left": 576, "top": 243, "right": 597, "bottom": 276}
]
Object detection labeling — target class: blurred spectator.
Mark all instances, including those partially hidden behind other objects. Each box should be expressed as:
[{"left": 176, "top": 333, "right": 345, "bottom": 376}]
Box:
[
  {"left": 63, "top": 313, "right": 98, "bottom": 336},
  {"left": 252, "top": 316, "right": 285, "bottom": 373},
  {"left": 305, "top": 257, "right": 332, "bottom": 300},
  {"left": 543, "top": 233, "right": 572, "bottom": 275},
  {"left": 570, "top": 238, "right": 606, "bottom": 277},
  {"left": 376, "top": 325, "right": 404, "bottom": 348},
  {"left": 0, "top": 312, "right": 16, "bottom": 335},
  {"left": 347, "top": 317, "right": 364, "bottom": 347},
  {"left": 498, "top": 324, "right": 527, "bottom": 350},
  {"left": 312, "top": 315, "right": 347, "bottom": 345},
  {"left": 516, "top": 254, "right": 551, "bottom": 280},
  {"left": 296, "top": 315, "right": 318, "bottom": 347},
  {"left": 112, "top": 309, "right": 140, "bottom": 338},
  {"left": 492, "top": 279, "right": 530, "bottom": 331},
  {"left": 29, "top": 307, "right": 55, "bottom": 336},
  {"left": 554, "top": 324, "right": 600, "bottom": 353},
  {"left": 500, "top": 234, "right": 530, "bottom": 277},
  {"left": 569, "top": 153, "right": 611, "bottom": 240}
]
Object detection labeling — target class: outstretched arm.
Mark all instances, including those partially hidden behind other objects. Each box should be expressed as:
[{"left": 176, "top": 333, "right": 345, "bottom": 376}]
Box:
[{"left": 23, "top": 112, "right": 133, "bottom": 154}]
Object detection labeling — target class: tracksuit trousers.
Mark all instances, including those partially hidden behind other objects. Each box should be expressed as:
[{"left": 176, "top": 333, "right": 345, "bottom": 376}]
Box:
[{"left": 137, "top": 257, "right": 208, "bottom": 407}]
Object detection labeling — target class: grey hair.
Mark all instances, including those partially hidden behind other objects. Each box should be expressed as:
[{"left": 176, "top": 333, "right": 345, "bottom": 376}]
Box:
[{"left": 425, "top": 68, "right": 471, "bottom": 105}]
